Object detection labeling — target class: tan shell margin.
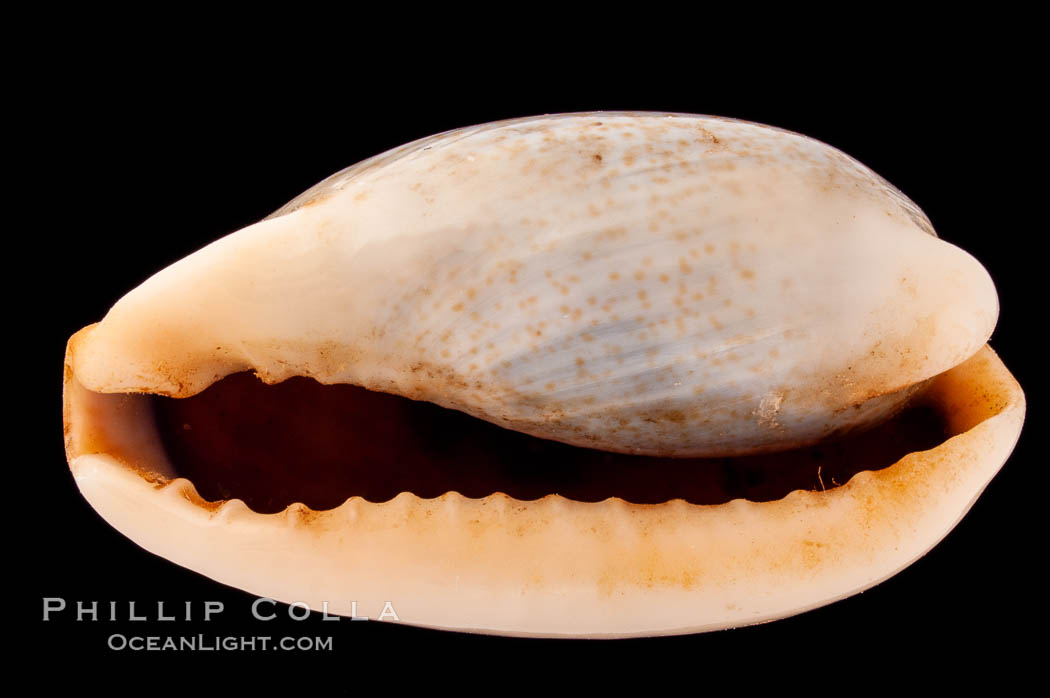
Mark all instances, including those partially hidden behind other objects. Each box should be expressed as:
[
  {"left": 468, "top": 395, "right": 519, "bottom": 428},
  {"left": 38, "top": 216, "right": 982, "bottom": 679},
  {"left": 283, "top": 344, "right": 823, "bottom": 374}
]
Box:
[{"left": 63, "top": 331, "right": 1024, "bottom": 638}]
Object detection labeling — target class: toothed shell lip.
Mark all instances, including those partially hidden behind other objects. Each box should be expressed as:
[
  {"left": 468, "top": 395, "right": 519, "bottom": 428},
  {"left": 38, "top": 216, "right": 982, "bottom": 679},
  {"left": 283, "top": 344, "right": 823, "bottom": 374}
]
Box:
[{"left": 64, "top": 341, "right": 1024, "bottom": 637}]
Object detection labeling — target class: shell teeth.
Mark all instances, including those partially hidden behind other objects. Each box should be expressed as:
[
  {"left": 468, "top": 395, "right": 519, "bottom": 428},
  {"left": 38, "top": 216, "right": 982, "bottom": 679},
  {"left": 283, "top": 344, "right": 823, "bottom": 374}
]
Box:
[{"left": 64, "top": 345, "right": 1023, "bottom": 635}]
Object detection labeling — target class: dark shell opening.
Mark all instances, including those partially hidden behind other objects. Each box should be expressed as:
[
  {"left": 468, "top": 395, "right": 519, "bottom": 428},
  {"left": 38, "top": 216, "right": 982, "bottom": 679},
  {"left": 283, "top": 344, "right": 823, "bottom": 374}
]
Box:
[{"left": 142, "top": 371, "right": 949, "bottom": 514}]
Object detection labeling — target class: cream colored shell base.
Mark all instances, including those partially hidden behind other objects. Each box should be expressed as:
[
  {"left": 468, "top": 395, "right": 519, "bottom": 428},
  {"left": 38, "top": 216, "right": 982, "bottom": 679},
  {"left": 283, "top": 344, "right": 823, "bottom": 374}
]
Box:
[{"left": 64, "top": 343, "right": 1024, "bottom": 638}]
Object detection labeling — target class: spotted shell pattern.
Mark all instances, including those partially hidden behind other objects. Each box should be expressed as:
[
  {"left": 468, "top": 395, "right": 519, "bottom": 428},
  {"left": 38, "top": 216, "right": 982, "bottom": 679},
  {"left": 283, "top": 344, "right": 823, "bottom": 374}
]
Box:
[{"left": 73, "top": 113, "right": 997, "bottom": 457}]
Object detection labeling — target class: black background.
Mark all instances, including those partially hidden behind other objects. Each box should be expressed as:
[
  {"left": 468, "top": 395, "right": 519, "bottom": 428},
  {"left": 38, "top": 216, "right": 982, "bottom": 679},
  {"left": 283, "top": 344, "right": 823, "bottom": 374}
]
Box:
[{"left": 23, "top": 40, "right": 1038, "bottom": 685}]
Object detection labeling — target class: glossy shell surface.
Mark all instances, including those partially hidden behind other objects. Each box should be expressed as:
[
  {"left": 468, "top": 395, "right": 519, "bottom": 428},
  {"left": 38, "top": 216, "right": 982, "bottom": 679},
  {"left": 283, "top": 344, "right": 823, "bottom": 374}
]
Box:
[{"left": 62, "top": 113, "right": 1024, "bottom": 637}]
